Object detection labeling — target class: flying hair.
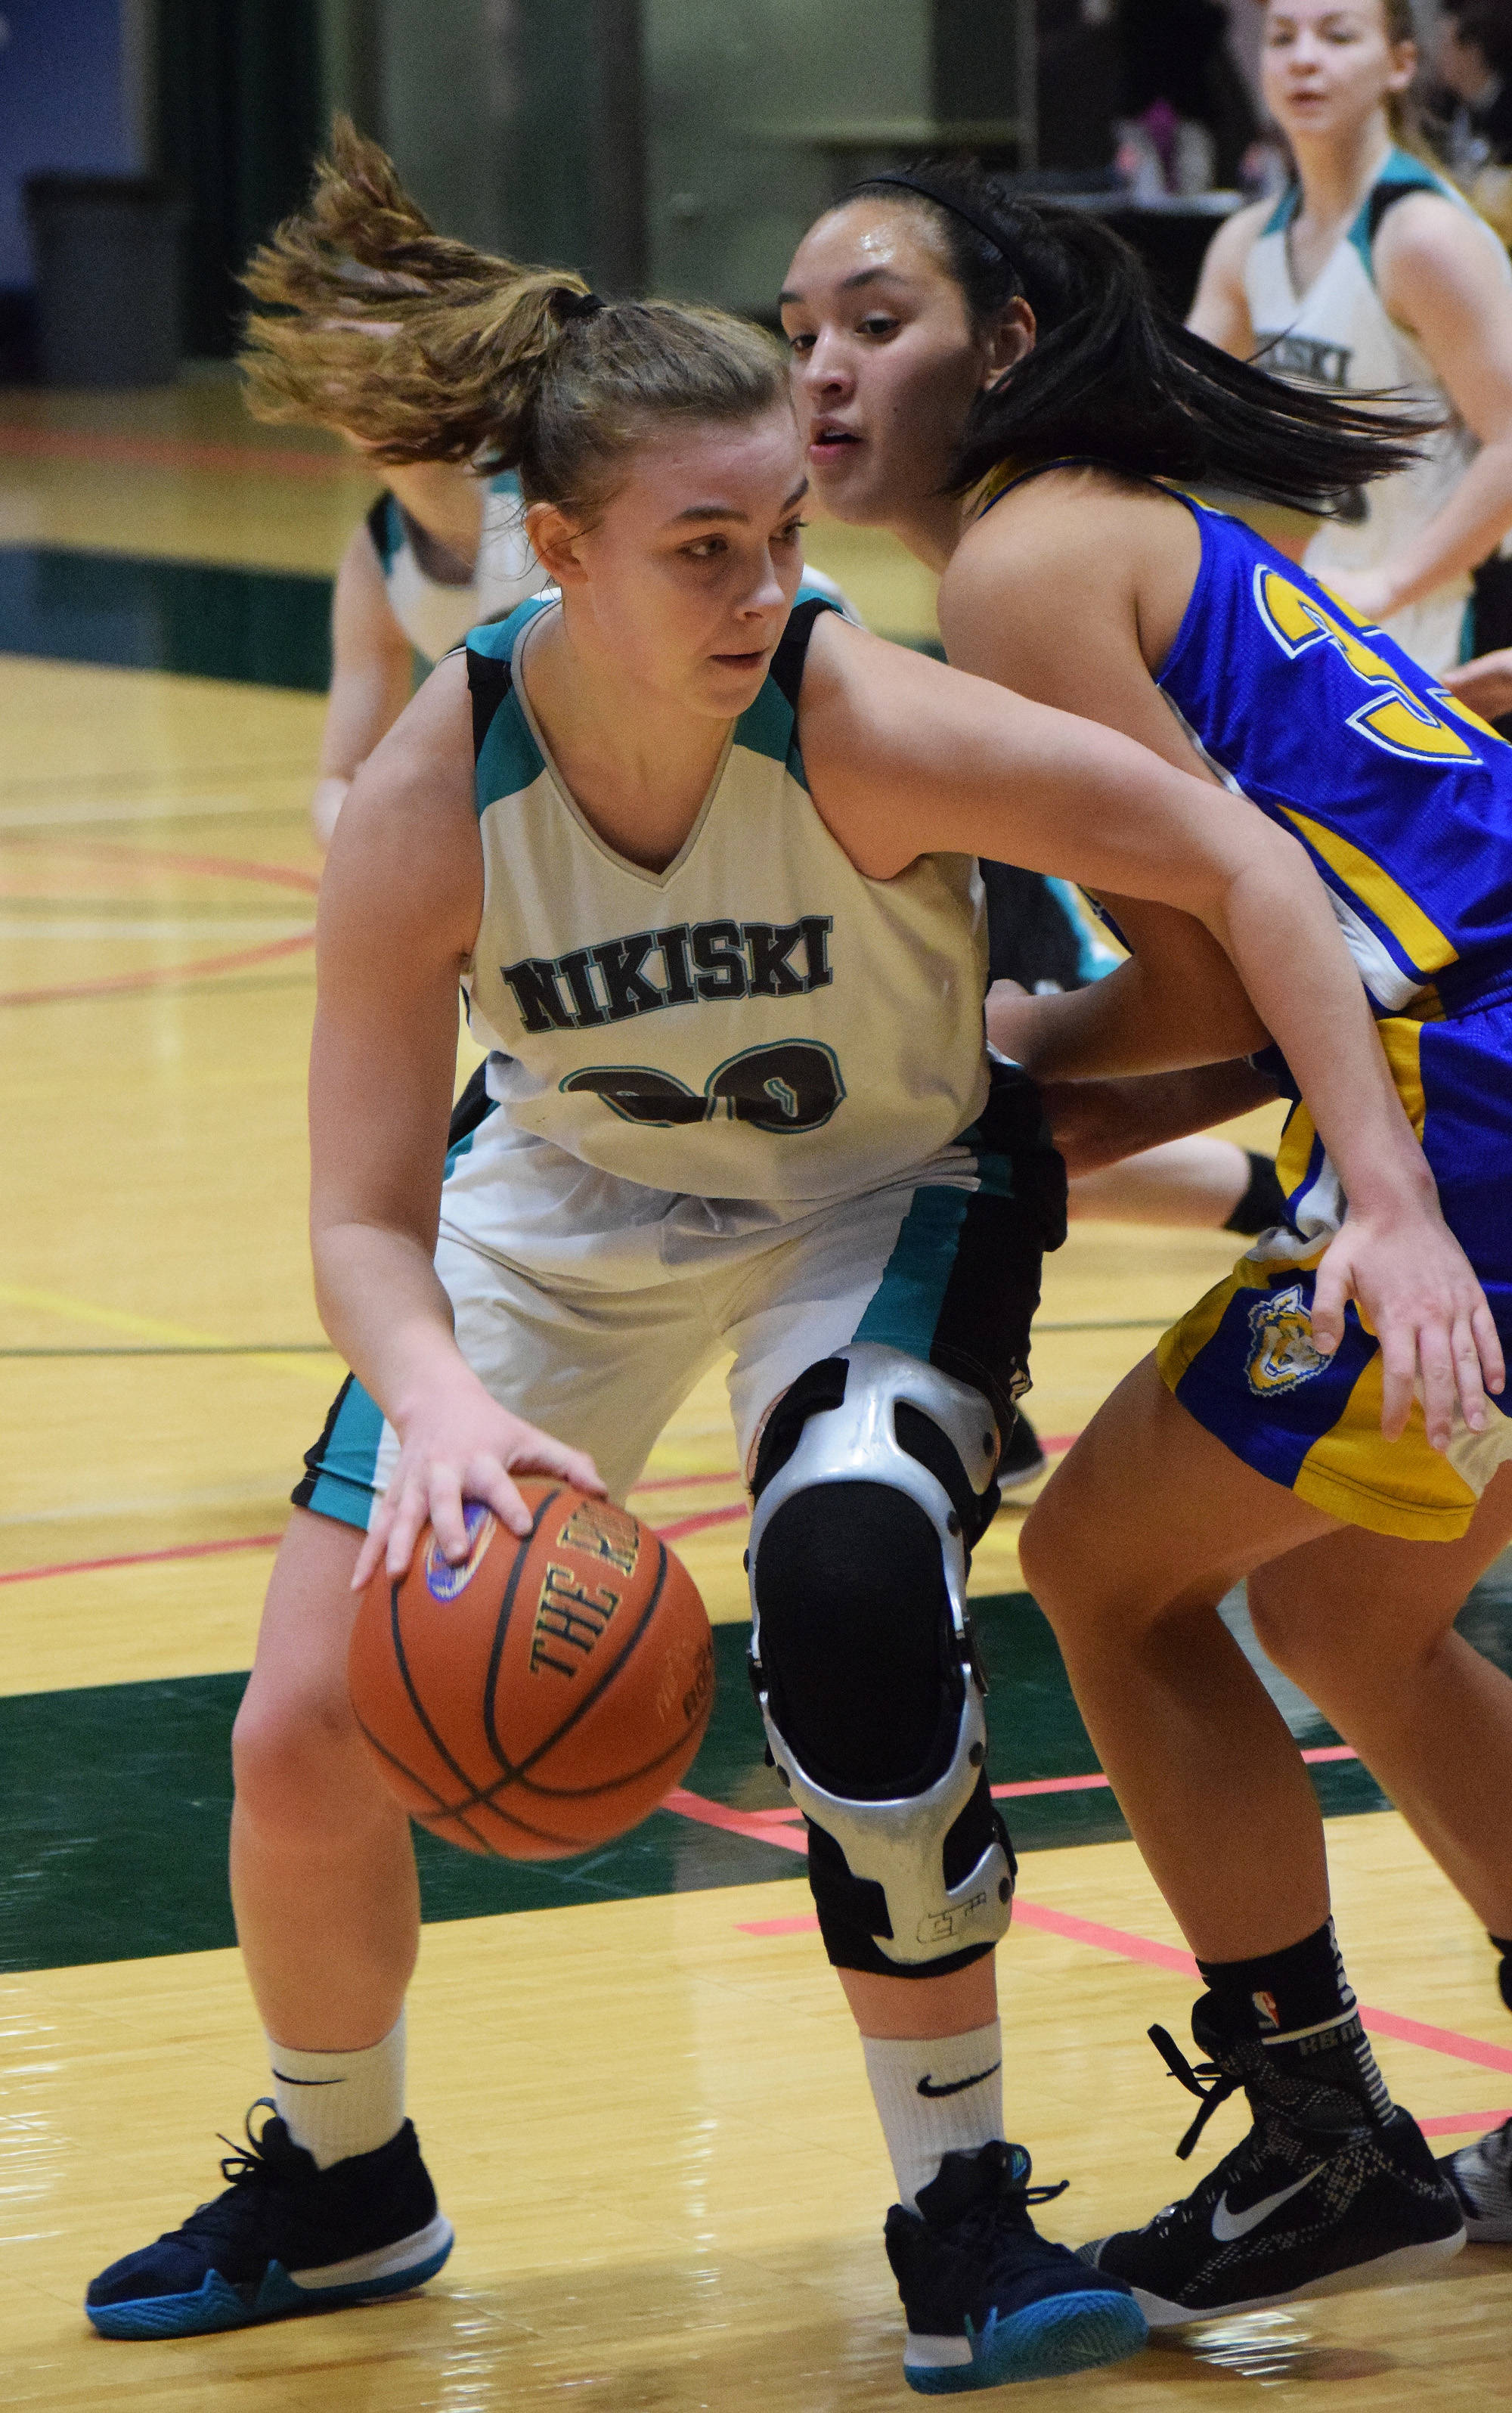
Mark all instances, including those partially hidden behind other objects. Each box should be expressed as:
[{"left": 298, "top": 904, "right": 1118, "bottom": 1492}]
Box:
[
  {"left": 841, "top": 161, "right": 1436, "bottom": 513},
  {"left": 240, "top": 118, "right": 787, "bottom": 515}
]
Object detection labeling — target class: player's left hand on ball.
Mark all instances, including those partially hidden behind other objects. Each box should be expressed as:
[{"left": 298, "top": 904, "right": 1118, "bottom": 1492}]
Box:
[
  {"left": 352, "top": 1381, "right": 607, "bottom": 1590},
  {"left": 1312, "top": 1208, "right": 1504, "bottom": 1450}
]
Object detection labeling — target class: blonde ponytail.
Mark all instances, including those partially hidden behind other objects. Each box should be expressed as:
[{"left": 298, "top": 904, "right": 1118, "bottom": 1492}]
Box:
[
  {"left": 238, "top": 119, "right": 787, "bottom": 514},
  {"left": 239, "top": 116, "right": 593, "bottom": 469}
]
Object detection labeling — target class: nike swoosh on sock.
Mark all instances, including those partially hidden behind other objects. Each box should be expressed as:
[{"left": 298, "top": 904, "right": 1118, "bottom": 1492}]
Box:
[{"left": 916, "top": 2062, "right": 1002, "bottom": 2100}]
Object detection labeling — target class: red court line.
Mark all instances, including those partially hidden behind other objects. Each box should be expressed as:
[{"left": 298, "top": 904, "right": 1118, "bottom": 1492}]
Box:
[
  {"left": 0, "top": 425, "right": 354, "bottom": 481},
  {"left": 1418, "top": 2111, "right": 1512, "bottom": 2135},
  {"left": 991, "top": 1746, "right": 1359, "bottom": 1804},
  {"left": 55, "top": 840, "right": 321, "bottom": 895},
  {"left": 629, "top": 1469, "right": 745, "bottom": 1495},
  {"left": 0, "top": 928, "right": 316, "bottom": 1006},
  {"left": 655, "top": 1503, "right": 748, "bottom": 1544},
  {"left": 0, "top": 1531, "right": 284, "bottom": 1586},
  {"left": 663, "top": 1788, "right": 809, "bottom": 1855},
  {"left": 730, "top": 1891, "right": 1512, "bottom": 2079}
]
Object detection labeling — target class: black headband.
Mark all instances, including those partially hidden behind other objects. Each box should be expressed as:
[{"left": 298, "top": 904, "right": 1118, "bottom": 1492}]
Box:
[
  {"left": 554, "top": 288, "right": 606, "bottom": 321},
  {"left": 856, "top": 170, "right": 1018, "bottom": 272}
]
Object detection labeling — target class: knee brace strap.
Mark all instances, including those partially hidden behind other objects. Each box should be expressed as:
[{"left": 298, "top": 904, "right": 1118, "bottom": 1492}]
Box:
[{"left": 748, "top": 1345, "right": 1015, "bottom": 1974}]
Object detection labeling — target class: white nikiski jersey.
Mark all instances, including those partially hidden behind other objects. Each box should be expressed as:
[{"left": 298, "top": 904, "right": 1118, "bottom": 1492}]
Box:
[
  {"left": 366, "top": 470, "right": 552, "bottom": 663},
  {"left": 1244, "top": 147, "right": 1510, "bottom": 674},
  {"left": 460, "top": 591, "right": 990, "bottom": 1203}
]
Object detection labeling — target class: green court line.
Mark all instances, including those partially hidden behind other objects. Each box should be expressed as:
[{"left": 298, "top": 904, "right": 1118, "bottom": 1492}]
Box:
[
  {"left": 9, "top": 1583, "right": 1489, "bottom": 1977},
  {"left": 0, "top": 547, "right": 333, "bottom": 690}
]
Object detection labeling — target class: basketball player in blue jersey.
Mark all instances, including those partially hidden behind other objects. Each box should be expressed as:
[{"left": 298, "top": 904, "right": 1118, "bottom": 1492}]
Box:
[
  {"left": 782, "top": 158, "right": 1512, "bottom": 2329},
  {"left": 82, "top": 129, "right": 1498, "bottom": 2389},
  {"left": 1189, "top": 0, "right": 1512, "bottom": 677}
]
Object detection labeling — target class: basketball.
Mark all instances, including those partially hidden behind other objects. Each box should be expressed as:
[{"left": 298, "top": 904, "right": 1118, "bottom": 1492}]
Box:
[{"left": 347, "top": 1484, "right": 715, "bottom": 1859}]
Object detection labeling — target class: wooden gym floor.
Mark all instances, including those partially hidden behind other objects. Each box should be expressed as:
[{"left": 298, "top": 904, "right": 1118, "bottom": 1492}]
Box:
[{"left": 2, "top": 377, "right": 1511, "bottom": 2406}]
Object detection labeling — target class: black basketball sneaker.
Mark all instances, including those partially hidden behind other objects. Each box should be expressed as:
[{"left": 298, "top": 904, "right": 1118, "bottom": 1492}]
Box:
[
  {"left": 996, "top": 1412, "right": 1047, "bottom": 1493},
  {"left": 85, "top": 2103, "right": 453, "bottom": 2338},
  {"left": 1439, "top": 2116, "right": 1512, "bottom": 2242},
  {"left": 884, "top": 2142, "right": 1148, "bottom": 2391},
  {"left": 1077, "top": 2001, "right": 1464, "bottom": 2325}
]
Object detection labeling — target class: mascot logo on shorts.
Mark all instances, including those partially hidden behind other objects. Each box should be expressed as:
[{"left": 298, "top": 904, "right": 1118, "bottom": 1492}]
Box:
[
  {"left": 424, "top": 1502, "right": 497, "bottom": 1602},
  {"left": 1246, "top": 1283, "right": 1327, "bottom": 1397}
]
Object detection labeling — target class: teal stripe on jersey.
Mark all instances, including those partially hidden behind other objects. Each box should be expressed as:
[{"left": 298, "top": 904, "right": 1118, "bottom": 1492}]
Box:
[
  {"left": 476, "top": 692, "right": 544, "bottom": 816},
  {"left": 852, "top": 1180, "right": 973, "bottom": 1360},
  {"left": 301, "top": 1376, "right": 385, "bottom": 1530},
  {"left": 1347, "top": 147, "right": 1465, "bottom": 278},
  {"left": 445, "top": 1097, "right": 498, "bottom": 1177},
  {"left": 733, "top": 676, "right": 796, "bottom": 768}
]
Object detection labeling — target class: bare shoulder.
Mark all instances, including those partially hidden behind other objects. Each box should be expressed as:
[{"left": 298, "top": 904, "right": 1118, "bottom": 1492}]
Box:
[
  {"left": 324, "top": 650, "right": 482, "bottom": 953},
  {"left": 939, "top": 469, "right": 1198, "bottom": 683},
  {"left": 1375, "top": 186, "right": 1510, "bottom": 305},
  {"left": 1201, "top": 196, "right": 1274, "bottom": 278}
]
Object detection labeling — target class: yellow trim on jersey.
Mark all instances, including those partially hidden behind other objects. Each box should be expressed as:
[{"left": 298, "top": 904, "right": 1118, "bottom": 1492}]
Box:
[
  {"left": 1374, "top": 1014, "right": 1428, "bottom": 1133},
  {"left": 1278, "top": 806, "right": 1458, "bottom": 975},
  {"left": 1274, "top": 1099, "right": 1319, "bottom": 1199},
  {"left": 1293, "top": 1351, "right": 1479, "bottom": 1540}
]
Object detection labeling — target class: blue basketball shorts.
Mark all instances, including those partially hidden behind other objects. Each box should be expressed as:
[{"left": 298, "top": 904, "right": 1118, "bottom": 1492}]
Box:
[{"left": 1159, "top": 982, "right": 1512, "bottom": 1540}]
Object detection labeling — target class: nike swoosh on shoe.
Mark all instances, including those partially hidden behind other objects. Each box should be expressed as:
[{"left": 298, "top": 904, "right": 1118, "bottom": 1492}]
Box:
[{"left": 1210, "top": 2165, "right": 1326, "bottom": 2243}]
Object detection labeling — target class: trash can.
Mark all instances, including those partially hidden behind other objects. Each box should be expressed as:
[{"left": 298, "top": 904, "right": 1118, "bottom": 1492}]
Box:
[{"left": 23, "top": 175, "right": 184, "bottom": 388}]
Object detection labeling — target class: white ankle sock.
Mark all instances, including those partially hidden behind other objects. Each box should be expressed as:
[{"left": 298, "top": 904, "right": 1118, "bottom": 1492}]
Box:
[
  {"left": 862, "top": 2020, "right": 1005, "bottom": 2213},
  {"left": 268, "top": 2011, "right": 406, "bottom": 2170}
]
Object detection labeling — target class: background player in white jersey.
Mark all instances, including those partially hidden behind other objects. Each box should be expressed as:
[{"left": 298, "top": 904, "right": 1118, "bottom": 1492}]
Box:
[
  {"left": 304, "top": 464, "right": 547, "bottom": 847},
  {"left": 1189, "top": 0, "right": 1512, "bottom": 674},
  {"left": 82, "top": 126, "right": 1497, "bottom": 2394}
]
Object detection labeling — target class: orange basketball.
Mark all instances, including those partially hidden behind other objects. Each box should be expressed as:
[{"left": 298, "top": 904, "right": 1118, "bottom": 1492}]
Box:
[{"left": 347, "top": 1482, "right": 714, "bottom": 1858}]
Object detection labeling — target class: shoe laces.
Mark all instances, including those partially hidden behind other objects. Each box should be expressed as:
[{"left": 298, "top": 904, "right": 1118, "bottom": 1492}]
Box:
[
  {"left": 1148, "top": 2024, "right": 1244, "bottom": 2160},
  {"left": 942, "top": 2142, "right": 1070, "bottom": 2247},
  {"left": 176, "top": 2101, "right": 290, "bottom": 2242}
]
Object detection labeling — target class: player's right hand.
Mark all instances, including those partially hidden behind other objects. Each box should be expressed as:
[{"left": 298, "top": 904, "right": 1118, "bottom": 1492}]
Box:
[
  {"left": 1311, "top": 1204, "right": 1505, "bottom": 1451},
  {"left": 352, "top": 1376, "right": 606, "bottom": 1590}
]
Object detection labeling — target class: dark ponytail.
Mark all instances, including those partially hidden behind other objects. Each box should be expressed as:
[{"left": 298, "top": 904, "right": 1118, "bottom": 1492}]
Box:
[{"left": 845, "top": 162, "right": 1436, "bottom": 514}]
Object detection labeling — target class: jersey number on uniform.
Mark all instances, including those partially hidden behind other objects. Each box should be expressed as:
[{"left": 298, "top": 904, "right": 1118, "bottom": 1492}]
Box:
[
  {"left": 562, "top": 1040, "right": 845, "bottom": 1133},
  {"left": 1253, "top": 565, "right": 1495, "bottom": 765}
]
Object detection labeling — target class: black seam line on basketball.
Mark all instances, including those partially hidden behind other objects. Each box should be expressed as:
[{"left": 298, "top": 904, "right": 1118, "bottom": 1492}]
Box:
[
  {"left": 451, "top": 1537, "right": 673, "bottom": 1819},
  {"left": 351, "top": 1704, "right": 499, "bottom": 1851},
  {"left": 355, "top": 1700, "right": 617, "bottom": 1853},
  {"left": 481, "top": 1487, "right": 562, "bottom": 1779},
  {"left": 916, "top": 2061, "right": 1002, "bottom": 2098},
  {"left": 432, "top": 1537, "right": 675, "bottom": 1823},
  {"left": 461, "top": 1711, "right": 705, "bottom": 1806},
  {"left": 387, "top": 1568, "right": 495, "bottom": 1814},
  {"left": 270, "top": 2073, "right": 342, "bottom": 2085}
]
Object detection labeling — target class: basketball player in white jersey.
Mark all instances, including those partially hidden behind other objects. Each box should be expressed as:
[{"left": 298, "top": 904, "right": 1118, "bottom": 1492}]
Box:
[
  {"left": 1190, "top": 0, "right": 1512, "bottom": 674},
  {"left": 305, "top": 461, "right": 550, "bottom": 845},
  {"left": 83, "top": 126, "right": 1498, "bottom": 2392}
]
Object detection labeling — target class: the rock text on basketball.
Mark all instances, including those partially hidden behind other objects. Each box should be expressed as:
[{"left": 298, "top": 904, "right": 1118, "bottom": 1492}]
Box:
[{"left": 530, "top": 1565, "right": 620, "bottom": 1679}]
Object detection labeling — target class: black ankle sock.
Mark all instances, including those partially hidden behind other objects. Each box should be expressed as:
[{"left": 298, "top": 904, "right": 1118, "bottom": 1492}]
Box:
[
  {"left": 1197, "top": 1918, "right": 1392, "bottom": 2117},
  {"left": 1492, "top": 1934, "right": 1512, "bottom": 2016},
  {"left": 1222, "top": 1150, "right": 1287, "bottom": 1236}
]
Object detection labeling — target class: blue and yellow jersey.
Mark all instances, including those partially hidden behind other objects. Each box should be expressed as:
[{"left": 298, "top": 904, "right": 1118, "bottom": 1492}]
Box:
[{"left": 1152, "top": 491, "right": 1512, "bottom": 1016}]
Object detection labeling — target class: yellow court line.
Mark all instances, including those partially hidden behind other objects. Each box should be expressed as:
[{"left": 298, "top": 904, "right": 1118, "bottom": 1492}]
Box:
[{"left": 0, "top": 1282, "right": 335, "bottom": 1385}]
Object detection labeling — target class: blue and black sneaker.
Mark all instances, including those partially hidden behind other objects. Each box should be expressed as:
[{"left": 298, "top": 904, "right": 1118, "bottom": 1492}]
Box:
[
  {"left": 85, "top": 2102, "right": 454, "bottom": 2339},
  {"left": 884, "top": 2142, "right": 1148, "bottom": 2392}
]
